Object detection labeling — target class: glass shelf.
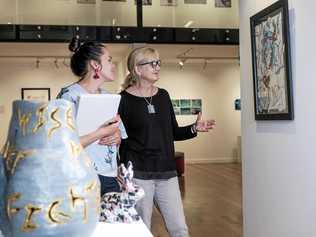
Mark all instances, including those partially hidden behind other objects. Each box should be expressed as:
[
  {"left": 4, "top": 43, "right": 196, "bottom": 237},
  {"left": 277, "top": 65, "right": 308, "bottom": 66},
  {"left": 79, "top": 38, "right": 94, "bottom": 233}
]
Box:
[
  {"left": 0, "top": 0, "right": 137, "bottom": 26},
  {"left": 143, "top": 0, "right": 239, "bottom": 28}
]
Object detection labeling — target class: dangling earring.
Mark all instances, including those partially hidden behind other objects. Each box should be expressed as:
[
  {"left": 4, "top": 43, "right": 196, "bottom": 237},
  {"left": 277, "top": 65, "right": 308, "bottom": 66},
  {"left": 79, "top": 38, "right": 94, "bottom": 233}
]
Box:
[{"left": 93, "top": 68, "right": 100, "bottom": 79}]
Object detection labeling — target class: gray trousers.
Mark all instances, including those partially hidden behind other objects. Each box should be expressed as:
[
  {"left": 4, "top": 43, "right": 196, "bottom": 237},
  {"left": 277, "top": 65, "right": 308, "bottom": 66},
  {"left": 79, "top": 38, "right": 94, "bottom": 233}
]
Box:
[{"left": 134, "top": 177, "right": 189, "bottom": 237}]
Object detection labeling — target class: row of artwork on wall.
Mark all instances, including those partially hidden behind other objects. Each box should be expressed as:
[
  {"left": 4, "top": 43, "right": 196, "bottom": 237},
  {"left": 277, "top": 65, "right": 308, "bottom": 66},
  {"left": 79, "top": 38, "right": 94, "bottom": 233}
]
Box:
[
  {"left": 92, "top": 0, "right": 232, "bottom": 8},
  {"left": 172, "top": 99, "right": 202, "bottom": 115}
]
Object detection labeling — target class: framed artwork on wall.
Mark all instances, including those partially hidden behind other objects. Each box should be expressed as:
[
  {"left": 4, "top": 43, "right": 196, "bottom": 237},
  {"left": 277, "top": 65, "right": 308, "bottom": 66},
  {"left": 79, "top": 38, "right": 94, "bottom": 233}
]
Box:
[
  {"left": 234, "top": 99, "right": 241, "bottom": 110},
  {"left": 77, "top": 0, "right": 96, "bottom": 4},
  {"left": 21, "top": 88, "right": 51, "bottom": 102},
  {"left": 160, "top": 0, "right": 177, "bottom": 6},
  {"left": 250, "top": 0, "right": 293, "bottom": 120},
  {"left": 134, "top": 0, "right": 152, "bottom": 5},
  {"left": 172, "top": 99, "right": 202, "bottom": 115},
  {"left": 184, "top": 0, "right": 207, "bottom": 4},
  {"left": 215, "top": 0, "right": 231, "bottom": 8}
]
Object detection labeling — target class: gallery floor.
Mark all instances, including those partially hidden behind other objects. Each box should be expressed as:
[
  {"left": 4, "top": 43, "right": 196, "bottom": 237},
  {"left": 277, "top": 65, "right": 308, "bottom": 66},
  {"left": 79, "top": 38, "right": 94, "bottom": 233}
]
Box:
[{"left": 151, "top": 163, "right": 242, "bottom": 237}]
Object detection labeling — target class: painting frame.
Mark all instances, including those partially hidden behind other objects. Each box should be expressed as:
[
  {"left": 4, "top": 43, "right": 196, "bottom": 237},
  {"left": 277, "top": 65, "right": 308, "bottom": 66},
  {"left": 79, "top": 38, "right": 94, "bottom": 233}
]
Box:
[
  {"left": 160, "top": 0, "right": 177, "bottom": 6},
  {"left": 21, "top": 88, "right": 51, "bottom": 101},
  {"left": 215, "top": 0, "right": 231, "bottom": 8},
  {"left": 250, "top": 0, "right": 293, "bottom": 120}
]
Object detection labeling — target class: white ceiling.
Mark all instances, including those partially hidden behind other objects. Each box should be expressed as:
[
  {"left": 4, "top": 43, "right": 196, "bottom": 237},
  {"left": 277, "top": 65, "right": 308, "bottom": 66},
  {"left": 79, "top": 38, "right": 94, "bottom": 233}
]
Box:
[{"left": 0, "top": 42, "right": 239, "bottom": 62}]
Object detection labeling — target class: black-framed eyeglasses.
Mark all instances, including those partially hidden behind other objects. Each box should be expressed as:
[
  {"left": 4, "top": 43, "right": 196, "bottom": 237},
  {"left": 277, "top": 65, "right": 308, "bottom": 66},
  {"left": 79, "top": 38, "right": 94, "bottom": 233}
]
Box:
[{"left": 137, "top": 60, "right": 161, "bottom": 69}]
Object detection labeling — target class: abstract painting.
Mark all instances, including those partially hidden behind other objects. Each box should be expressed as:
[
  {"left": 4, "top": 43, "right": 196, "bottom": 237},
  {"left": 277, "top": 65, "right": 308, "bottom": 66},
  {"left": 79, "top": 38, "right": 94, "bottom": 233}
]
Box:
[
  {"left": 215, "top": 0, "right": 231, "bottom": 8},
  {"left": 250, "top": 0, "right": 293, "bottom": 120}
]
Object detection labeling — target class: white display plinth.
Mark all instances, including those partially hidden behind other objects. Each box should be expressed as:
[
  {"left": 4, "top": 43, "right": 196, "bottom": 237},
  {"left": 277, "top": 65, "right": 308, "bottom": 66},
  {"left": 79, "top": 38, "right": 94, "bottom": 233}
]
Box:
[{"left": 91, "top": 221, "right": 153, "bottom": 237}]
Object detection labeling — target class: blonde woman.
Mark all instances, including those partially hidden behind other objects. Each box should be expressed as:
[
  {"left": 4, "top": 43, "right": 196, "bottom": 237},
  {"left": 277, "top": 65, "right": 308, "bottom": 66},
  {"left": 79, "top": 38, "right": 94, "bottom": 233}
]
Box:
[{"left": 118, "top": 47, "right": 215, "bottom": 237}]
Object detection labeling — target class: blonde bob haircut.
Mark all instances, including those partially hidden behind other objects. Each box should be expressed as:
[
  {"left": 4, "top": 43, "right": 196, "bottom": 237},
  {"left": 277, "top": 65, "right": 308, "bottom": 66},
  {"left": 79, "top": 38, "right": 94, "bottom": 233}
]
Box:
[{"left": 121, "top": 47, "right": 159, "bottom": 90}]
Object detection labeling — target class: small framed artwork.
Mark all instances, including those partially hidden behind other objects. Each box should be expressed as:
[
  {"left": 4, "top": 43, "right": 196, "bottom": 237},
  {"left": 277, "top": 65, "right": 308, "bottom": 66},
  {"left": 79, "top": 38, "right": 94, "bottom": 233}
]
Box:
[
  {"left": 250, "top": 0, "right": 293, "bottom": 120},
  {"left": 215, "top": 0, "right": 231, "bottom": 8},
  {"left": 160, "top": 0, "right": 177, "bottom": 6},
  {"left": 180, "top": 99, "right": 191, "bottom": 108},
  {"left": 234, "top": 99, "right": 241, "bottom": 110},
  {"left": 184, "top": 0, "right": 207, "bottom": 4},
  {"left": 134, "top": 0, "right": 152, "bottom": 5},
  {"left": 77, "top": 0, "right": 96, "bottom": 4},
  {"left": 21, "top": 88, "right": 51, "bottom": 101},
  {"left": 172, "top": 99, "right": 202, "bottom": 115}
]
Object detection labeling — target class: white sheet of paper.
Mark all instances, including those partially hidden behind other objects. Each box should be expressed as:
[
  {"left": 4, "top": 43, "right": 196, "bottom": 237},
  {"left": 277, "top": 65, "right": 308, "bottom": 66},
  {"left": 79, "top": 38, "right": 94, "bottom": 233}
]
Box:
[{"left": 76, "top": 94, "right": 121, "bottom": 136}]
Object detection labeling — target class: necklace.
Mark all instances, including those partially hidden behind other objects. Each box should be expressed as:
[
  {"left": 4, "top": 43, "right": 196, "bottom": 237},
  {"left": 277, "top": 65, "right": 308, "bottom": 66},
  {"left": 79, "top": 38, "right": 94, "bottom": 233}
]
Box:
[{"left": 138, "top": 87, "right": 156, "bottom": 114}]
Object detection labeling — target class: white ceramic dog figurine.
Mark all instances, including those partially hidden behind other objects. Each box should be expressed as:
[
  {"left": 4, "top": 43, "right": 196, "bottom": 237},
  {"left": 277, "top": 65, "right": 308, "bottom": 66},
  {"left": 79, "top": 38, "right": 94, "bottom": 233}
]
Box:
[{"left": 100, "top": 162, "right": 144, "bottom": 223}]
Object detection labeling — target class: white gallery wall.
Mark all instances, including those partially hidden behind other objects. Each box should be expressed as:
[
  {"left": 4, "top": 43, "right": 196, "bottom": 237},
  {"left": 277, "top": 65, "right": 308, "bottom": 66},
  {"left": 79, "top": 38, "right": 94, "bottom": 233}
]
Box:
[
  {"left": 240, "top": 0, "right": 316, "bottom": 236},
  {"left": 0, "top": 57, "right": 240, "bottom": 163},
  {"left": 0, "top": 58, "right": 122, "bottom": 146},
  {"left": 158, "top": 62, "right": 240, "bottom": 162}
]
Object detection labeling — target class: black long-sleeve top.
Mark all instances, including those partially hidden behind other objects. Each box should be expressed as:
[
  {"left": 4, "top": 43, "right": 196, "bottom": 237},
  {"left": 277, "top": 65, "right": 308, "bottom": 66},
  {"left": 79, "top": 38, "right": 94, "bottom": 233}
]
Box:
[{"left": 118, "top": 88, "right": 197, "bottom": 180}]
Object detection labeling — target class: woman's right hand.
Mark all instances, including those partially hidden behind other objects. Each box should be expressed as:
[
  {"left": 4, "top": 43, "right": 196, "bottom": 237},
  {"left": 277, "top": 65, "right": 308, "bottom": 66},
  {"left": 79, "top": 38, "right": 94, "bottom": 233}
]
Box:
[{"left": 96, "top": 115, "right": 120, "bottom": 138}]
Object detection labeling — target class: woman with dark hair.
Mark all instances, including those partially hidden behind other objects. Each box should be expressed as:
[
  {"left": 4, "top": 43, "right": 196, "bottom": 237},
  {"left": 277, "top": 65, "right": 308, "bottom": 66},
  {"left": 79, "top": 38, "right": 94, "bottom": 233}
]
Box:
[
  {"left": 119, "top": 47, "right": 215, "bottom": 237},
  {"left": 57, "top": 38, "right": 127, "bottom": 196}
]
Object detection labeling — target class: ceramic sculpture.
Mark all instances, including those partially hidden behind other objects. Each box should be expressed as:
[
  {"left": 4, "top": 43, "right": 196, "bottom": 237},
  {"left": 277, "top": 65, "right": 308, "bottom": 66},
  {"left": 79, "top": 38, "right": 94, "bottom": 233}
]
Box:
[
  {"left": 0, "top": 99, "right": 100, "bottom": 237},
  {"left": 100, "top": 161, "right": 144, "bottom": 223}
]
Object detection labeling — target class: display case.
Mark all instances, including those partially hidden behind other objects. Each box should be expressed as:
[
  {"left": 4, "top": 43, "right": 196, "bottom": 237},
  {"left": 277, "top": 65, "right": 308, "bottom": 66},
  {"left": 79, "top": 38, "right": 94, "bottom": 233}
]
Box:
[
  {"left": 142, "top": 0, "right": 239, "bottom": 28},
  {"left": 0, "top": 0, "right": 239, "bottom": 44},
  {"left": 0, "top": 0, "right": 137, "bottom": 26}
]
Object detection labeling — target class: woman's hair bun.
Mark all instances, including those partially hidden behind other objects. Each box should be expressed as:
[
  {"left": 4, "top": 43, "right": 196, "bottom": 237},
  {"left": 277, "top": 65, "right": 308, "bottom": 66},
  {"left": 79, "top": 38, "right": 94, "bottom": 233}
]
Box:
[{"left": 68, "top": 37, "right": 81, "bottom": 53}]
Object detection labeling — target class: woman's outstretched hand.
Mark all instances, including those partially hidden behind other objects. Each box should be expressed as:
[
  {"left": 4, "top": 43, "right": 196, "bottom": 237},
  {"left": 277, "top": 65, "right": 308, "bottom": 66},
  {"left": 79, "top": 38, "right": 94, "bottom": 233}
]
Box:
[{"left": 195, "top": 112, "right": 216, "bottom": 132}]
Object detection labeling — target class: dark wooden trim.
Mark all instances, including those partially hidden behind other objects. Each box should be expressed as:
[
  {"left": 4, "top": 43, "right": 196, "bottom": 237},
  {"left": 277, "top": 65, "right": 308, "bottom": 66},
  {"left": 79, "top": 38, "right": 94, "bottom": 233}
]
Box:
[
  {"left": 21, "top": 88, "right": 51, "bottom": 101},
  {"left": 136, "top": 0, "right": 143, "bottom": 28},
  {"left": 0, "top": 24, "right": 239, "bottom": 45}
]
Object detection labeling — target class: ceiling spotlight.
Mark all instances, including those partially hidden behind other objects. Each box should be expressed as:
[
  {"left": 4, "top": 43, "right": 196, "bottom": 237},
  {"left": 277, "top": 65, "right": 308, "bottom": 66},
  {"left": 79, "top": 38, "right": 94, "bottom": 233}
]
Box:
[
  {"left": 178, "top": 58, "right": 187, "bottom": 66},
  {"left": 178, "top": 59, "right": 186, "bottom": 69},
  {"left": 36, "top": 58, "right": 40, "bottom": 69},
  {"left": 203, "top": 59, "right": 208, "bottom": 70},
  {"left": 184, "top": 20, "right": 194, "bottom": 28},
  {"left": 54, "top": 58, "right": 59, "bottom": 69}
]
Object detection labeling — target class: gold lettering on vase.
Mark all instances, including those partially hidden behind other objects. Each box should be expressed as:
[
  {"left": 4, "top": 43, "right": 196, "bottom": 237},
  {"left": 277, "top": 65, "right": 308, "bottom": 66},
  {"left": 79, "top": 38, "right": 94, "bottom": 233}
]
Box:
[
  {"left": 47, "top": 200, "right": 71, "bottom": 224},
  {"left": 70, "top": 188, "right": 87, "bottom": 223},
  {"left": 5, "top": 145, "right": 17, "bottom": 173},
  {"left": 85, "top": 181, "right": 100, "bottom": 212},
  {"left": 32, "top": 104, "right": 47, "bottom": 134},
  {"left": 10, "top": 150, "right": 34, "bottom": 175},
  {"left": 7, "top": 193, "right": 22, "bottom": 219},
  {"left": 96, "top": 186, "right": 101, "bottom": 214},
  {"left": 1, "top": 140, "right": 10, "bottom": 158},
  {"left": 80, "top": 153, "right": 92, "bottom": 168},
  {"left": 48, "top": 108, "right": 61, "bottom": 138},
  {"left": 22, "top": 204, "right": 42, "bottom": 232},
  {"left": 18, "top": 109, "right": 32, "bottom": 136},
  {"left": 66, "top": 107, "right": 76, "bottom": 131},
  {"left": 69, "top": 141, "right": 83, "bottom": 158},
  {"left": 85, "top": 181, "right": 98, "bottom": 195}
]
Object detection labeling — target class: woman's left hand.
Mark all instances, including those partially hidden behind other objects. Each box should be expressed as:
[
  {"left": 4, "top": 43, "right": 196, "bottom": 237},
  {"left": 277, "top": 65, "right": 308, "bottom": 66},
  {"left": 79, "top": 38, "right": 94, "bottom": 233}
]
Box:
[
  {"left": 195, "top": 112, "right": 216, "bottom": 132},
  {"left": 98, "top": 130, "right": 122, "bottom": 146}
]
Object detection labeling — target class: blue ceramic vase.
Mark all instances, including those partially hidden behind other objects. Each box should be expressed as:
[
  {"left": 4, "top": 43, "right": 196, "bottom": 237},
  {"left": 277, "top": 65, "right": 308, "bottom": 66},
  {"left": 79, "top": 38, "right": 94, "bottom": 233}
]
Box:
[{"left": 0, "top": 99, "right": 100, "bottom": 237}]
